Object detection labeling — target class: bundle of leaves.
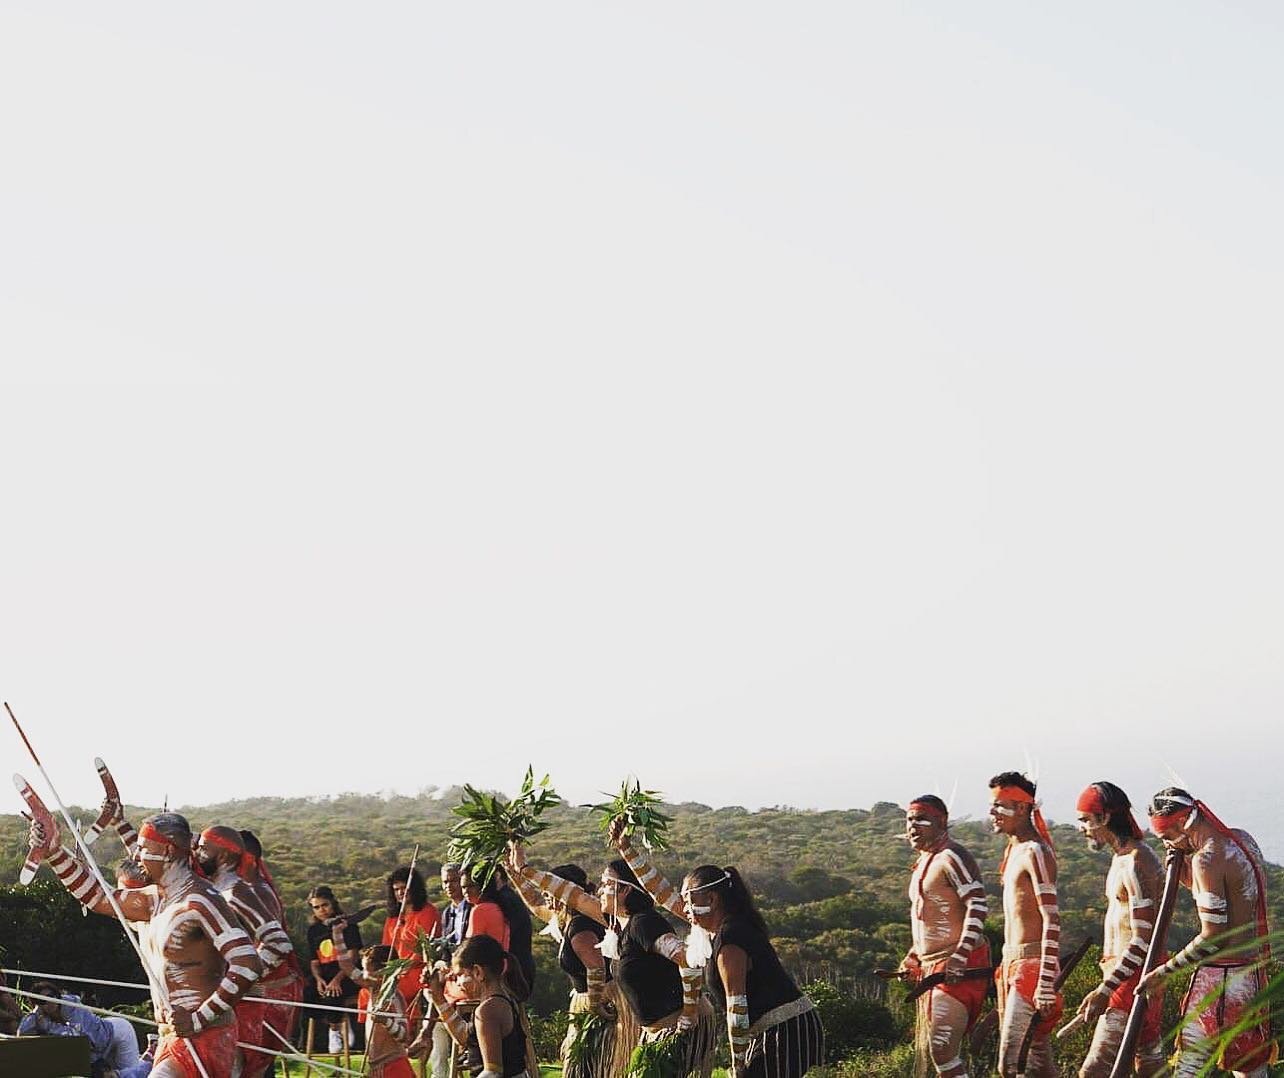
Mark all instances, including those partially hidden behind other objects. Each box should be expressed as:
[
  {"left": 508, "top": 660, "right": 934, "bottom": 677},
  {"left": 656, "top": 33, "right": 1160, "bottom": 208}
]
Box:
[
  {"left": 565, "top": 1011, "right": 614, "bottom": 1073},
  {"left": 594, "top": 779, "right": 673, "bottom": 850},
  {"left": 448, "top": 767, "right": 562, "bottom": 888},
  {"left": 625, "top": 1030, "right": 690, "bottom": 1078},
  {"left": 416, "top": 926, "right": 453, "bottom": 967},
  {"left": 373, "top": 953, "right": 418, "bottom": 1013}
]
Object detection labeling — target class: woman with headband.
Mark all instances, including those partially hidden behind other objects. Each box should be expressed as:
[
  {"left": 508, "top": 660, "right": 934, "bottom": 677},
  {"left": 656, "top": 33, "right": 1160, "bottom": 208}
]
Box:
[
  {"left": 511, "top": 863, "right": 618, "bottom": 1078},
  {"left": 610, "top": 825, "right": 823, "bottom": 1078},
  {"left": 506, "top": 843, "right": 715, "bottom": 1078}
]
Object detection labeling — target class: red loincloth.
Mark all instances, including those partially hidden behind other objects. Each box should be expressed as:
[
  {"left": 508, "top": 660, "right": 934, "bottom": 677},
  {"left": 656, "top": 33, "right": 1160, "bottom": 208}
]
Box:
[
  {"left": 1182, "top": 962, "right": 1277, "bottom": 1073},
  {"left": 1101, "top": 955, "right": 1164, "bottom": 1049},
  {"left": 917, "top": 941, "right": 992, "bottom": 1031},
  {"left": 371, "top": 1056, "right": 418, "bottom": 1078},
  {"left": 996, "top": 957, "right": 1063, "bottom": 1037},
  {"left": 154, "top": 1022, "right": 240, "bottom": 1078}
]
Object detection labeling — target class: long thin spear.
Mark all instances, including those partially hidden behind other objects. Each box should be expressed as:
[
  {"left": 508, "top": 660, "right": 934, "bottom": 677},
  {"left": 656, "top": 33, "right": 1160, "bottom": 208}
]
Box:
[
  {"left": 361, "top": 842, "right": 422, "bottom": 1076},
  {"left": 5, "top": 701, "right": 211, "bottom": 1078}
]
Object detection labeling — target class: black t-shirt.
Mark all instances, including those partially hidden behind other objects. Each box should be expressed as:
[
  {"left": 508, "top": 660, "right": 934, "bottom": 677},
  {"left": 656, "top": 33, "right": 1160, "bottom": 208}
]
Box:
[
  {"left": 307, "top": 919, "right": 364, "bottom": 999},
  {"left": 558, "top": 914, "right": 610, "bottom": 994},
  {"left": 612, "top": 909, "right": 682, "bottom": 1024},
  {"left": 708, "top": 915, "right": 800, "bottom": 1024}
]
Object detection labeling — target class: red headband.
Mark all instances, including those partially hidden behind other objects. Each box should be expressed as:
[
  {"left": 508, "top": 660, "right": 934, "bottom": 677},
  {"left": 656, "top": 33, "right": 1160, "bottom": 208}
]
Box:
[
  {"left": 992, "top": 785, "right": 1055, "bottom": 879},
  {"left": 1149, "top": 809, "right": 1191, "bottom": 831},
  {"left": 992, "top": 785, "right": 1035, "bottom": 804},
  {"left": 139, "top": 820, "right": 199, "bottom": 872},
  {"left": 140, "top": 820, "right": 190, "bottom": 853},
  {"left": 200, "top": 829, "right": 256, "bottom": 876},
  {"left": 1077, "top": 786, "right": 1144, "bottom": 840},
  {"left": 908, "top": 800, "right": 948, "bottom": 822}
]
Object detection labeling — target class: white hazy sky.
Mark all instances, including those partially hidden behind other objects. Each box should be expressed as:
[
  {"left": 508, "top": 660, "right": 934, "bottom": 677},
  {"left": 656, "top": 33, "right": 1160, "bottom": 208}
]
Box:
[{"left": 3, "top": 4, "right": 1283, "bottom": 858}]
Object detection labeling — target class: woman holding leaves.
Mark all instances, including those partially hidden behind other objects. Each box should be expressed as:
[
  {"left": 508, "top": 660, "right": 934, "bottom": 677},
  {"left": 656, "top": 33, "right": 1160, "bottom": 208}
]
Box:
[
  {"left": 512, "top": 862, "right": 618, "bottom": 1078},
  {"left": 507, "top": 791, "right": 716, "bottom": 1078},
  {"left": 610, "top": 823, "right": 824, "bottom": 1078}
]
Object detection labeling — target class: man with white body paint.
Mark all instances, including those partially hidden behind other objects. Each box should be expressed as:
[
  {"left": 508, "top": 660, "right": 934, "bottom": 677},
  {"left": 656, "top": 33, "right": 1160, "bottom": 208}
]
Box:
[
  {"left": 898, "top": 795, "right": 990, "bottom": 1078},
  {"left": 988, "top": 771, "right": 1061, "bottom": 1078},
  {"left": 196, "top": 825, "right": 302, "bottom": 1078},
  {"left": 1138, "top": 788, "right": 1276, "bottom": 1077},
  {"left": 28, "top": 805, "right": 262, "bottom": 1078},
  {"left": 1071, "top": 782, "right": 1163, "bottom": 1077}
]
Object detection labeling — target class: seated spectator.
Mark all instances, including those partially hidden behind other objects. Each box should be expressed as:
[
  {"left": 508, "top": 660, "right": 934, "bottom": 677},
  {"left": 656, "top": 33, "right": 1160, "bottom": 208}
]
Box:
[
  {"left": 17, "top": 981, "right": 143, "bottom": 1073},
  {"left": 305, "top": 885, "right": 367, "bottom": 1054}
]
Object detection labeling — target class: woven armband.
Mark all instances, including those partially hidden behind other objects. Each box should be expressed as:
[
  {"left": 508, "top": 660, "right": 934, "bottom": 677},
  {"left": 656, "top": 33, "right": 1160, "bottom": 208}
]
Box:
[
  {"left": 680, "top": 966, "right": 704, "bottom": 1009},
  {"left": 727, "top": 994, "right": 751, "bottom": 1062},
  {"left": 522, "top": 866, "right": 577, "bottom": 905},
  {"left": 586, "top": 965, "right": 607, "bottom": 1008}
]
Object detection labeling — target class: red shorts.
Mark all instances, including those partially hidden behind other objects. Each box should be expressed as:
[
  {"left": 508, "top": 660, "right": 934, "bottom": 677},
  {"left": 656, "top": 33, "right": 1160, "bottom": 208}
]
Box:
[
  {"left": 918, "top": 942, "right": 991, "bottom": 1031},
  {"left": 261, "top": 969, "right": 304, "bottom": 1045},
  {"left": 371, "top": 1056, "right": 418, "bottom": 1078},
  {"left": 235, "top": 998, "right": 266, "bottom": 1072},
  {"left": 997, "top": 957, "right": 1063, "bottom": 1037},
  {"left": 1102, "top": 957, "right": 1163, "bottom": 1048},
  {"left": 154, "top": 1022, "right": 240, "bottom": 1078},
  {"left": 1182, "top": 963, "right": 1277, "bottom": 1072}
]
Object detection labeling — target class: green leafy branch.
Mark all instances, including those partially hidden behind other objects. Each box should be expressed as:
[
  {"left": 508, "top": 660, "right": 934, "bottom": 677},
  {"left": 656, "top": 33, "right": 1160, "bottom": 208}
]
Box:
[
  {"left": 447, "top": 766, "right": 562, "bottom": 888},
  {"left": 593, "top": 778, "right": 673, "bottom": 851}
]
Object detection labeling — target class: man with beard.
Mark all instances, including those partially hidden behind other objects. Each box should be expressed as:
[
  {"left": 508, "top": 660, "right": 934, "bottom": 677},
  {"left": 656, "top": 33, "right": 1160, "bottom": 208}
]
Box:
[
  {"left": 1138, "top": 789, "right": 1275, "bottom": 1077},
  {"left": 196, "top": 826, "right": 303, "bottom": 1077},
  {"left": 28, "top": 801, "right": 262, "bottom": 1078},
  {"left": 989, "top": 771, "right": 1061, "bottom": 1078},
  {"left": 899, "top": 795, "right": 990, "bottom": 1078},
  {"left": 1071, "top": 782, "right": 1163, "bottom": 1077}
]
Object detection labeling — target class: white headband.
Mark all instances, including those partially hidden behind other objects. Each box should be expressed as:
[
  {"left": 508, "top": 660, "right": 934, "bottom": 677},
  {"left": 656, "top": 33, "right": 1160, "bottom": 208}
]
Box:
[{"left": 682, "top": 871, "right": 731, "bottom": 897}]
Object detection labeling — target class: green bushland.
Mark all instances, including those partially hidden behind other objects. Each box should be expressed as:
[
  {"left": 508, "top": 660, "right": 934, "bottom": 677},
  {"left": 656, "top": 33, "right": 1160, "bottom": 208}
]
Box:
[{"left": 4, "top": 791, "right": 1284, "bottom": 1073}]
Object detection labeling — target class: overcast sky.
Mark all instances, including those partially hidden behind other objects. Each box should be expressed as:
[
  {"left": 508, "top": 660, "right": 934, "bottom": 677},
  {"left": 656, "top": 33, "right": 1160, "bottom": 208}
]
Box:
[{"left": 3, "top": 4, "right": 1283, "bottom": 859}]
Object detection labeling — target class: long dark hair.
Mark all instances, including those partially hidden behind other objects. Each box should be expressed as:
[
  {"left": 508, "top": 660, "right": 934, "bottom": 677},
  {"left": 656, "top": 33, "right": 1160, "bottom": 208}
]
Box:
[
  {"left": 454, "top": 933, "right": 530, "bottom": 1001},
  {"left": 552, "top": 864, "right": 590, "bottom": 890},
  {"left": 606, "top": 859, "right": 654, "bottom": 915},
  {"left": 386, "top": 865, "right": 429, "bottom": 916},
  {"left": 1085, "top": 781, "right": 1140, "bottom": 841},
  {"left": 686, "top": 865, "right": 769, "bottom": 936}
]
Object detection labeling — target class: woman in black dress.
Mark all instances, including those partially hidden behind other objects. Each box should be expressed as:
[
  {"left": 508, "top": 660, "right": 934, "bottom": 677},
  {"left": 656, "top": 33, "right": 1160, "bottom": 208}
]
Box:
[
  {"left": 512, "top": 862, "right": 617, "bottom": 1078},
  {"left": 507, "top": 845, "right": 715, "bottom": 1078},
  {"left": 613, "top": 831, "right": 824, "bottom": 1078}
]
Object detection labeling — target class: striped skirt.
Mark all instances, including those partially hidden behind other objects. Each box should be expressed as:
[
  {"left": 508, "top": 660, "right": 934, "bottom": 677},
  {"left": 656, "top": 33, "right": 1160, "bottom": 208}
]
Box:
[{"left": 742, "top": 998, "right": 825, "bottom": 1078}]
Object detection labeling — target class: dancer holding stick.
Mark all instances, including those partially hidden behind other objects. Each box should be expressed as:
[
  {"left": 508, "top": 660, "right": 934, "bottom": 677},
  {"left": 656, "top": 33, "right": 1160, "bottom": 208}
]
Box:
[
  {"left": 1105, "top": 845, "right": 1184, "bottom": 1078},
  {"left": 1135, "top": 788, "right": 1275, "bottom": 1077},
  {"left": 1070, "top": 782, "right": 1165, "bottom": 1077},
  {"left": 11, "top": 699, "right": 260, "bottom": 1078}
]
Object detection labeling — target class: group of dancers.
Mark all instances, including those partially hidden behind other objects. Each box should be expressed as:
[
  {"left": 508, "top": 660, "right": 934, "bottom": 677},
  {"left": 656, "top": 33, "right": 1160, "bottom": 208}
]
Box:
[{"left": 12, "top": 764, "right": 1278, "bottom": 1078}]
